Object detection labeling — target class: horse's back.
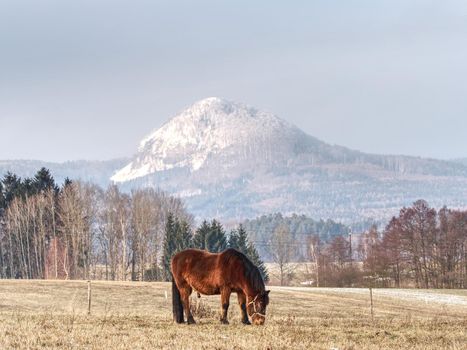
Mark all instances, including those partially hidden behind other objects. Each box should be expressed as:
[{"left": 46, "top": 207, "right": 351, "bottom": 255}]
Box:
[
  {"left": 172, "top": 249, "right": 214, "bottom": 268},
  {"left": 171, "top": 249, "right": 218, "bottom": 279},
  {"left": 171, "top": 249, "right": 237, "bottom": 295}
]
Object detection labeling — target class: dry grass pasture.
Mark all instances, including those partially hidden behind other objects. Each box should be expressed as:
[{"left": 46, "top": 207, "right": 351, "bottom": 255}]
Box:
[{"left": 0, "top": 280, "right": 466, "bottom": 350}]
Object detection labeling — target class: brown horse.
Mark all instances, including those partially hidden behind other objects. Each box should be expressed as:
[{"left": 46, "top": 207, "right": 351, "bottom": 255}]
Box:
[{"left": 171, "top": 248, "right": 270, "bottom": 325}]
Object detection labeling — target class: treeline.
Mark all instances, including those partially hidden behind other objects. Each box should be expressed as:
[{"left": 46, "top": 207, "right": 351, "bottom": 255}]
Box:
[
  {"left": 3, "top": 169, "right": 463, "bottom": 288},
  {"left": 303, "top": 200, "right": 467, "bottom": 288},
  {"left": 0, "top": 168, "right": 267, "bottom": 282},
  {"left": 242, "top": 213, "right": 349, "bottom": 260},
  {"left": 161, "top": 217, "right": 268, "bottom": 282},
  {"left": 0, "top": 168, "right": 190, "bottom": 280}
]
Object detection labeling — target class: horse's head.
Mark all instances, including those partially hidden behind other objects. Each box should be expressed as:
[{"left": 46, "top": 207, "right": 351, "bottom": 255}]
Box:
[{"left": 248, "top": 290, "right": 270, "bottom": 325}]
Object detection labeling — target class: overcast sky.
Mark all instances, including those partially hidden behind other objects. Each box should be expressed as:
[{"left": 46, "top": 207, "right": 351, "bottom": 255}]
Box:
[{"left": 1, "top": 0, "right": 466, "bottom": 162}]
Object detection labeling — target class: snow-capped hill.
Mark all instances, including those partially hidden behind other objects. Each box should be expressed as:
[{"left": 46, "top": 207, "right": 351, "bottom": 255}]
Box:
[
  {"left": 111, "top": 97, "right": 304, "bottom": 182},
  {"left": 111, "top": 97, "right": 467, "bottom": 223}
]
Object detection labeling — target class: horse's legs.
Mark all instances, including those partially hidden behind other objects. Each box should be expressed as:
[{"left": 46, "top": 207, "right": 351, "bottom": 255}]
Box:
[
  {"left": 180, "top": 284, "right": 195, "bottom": 324},
  {"left": 237, "top": 291, "right": 251, "bottom": 325},
  {"left": 220, "top": 287, "right": 231, "bottom": 324}
]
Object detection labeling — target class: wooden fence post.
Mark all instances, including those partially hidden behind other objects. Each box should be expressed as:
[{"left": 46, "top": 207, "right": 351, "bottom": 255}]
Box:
[
  {"left": 87, "top": 280, "right": 92, "bottom": 315},
  {"left": 369, "top": 287, "right": 374, "bottom": 322}
]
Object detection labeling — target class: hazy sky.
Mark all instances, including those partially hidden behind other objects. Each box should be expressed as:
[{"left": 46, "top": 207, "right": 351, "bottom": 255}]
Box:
[{"left": 1, "top": 0, "right": 466, "bottom": 162}]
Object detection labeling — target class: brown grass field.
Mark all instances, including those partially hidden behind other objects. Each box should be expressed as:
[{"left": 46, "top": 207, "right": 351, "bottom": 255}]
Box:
[{"left": 0, "top": 280, "right": 466, "bottom": 350}]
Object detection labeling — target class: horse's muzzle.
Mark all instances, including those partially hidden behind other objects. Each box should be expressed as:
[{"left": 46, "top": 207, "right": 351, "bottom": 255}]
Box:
[{"left": 252, "top": 315, "right": 266, "bottom": 325}]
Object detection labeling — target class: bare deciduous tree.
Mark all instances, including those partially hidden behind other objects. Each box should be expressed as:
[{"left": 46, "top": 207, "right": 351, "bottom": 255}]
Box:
[{"left": 269, "top": 224, "right": 296, "bottom": 286}]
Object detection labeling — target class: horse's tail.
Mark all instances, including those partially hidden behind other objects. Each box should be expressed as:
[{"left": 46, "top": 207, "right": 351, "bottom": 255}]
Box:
[{"left": 172, "top": 277, "right": 184, "bottom": 323}]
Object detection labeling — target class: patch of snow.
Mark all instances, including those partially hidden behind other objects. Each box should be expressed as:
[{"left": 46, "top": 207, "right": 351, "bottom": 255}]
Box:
[
  {"left": 271, "top": 286, "right": 467, "bottom": 306},
  {"left": 175, "top": 189, "right": 202, "bottom": 198}
]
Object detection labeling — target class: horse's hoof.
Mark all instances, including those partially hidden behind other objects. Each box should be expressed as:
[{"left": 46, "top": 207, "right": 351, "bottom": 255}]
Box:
[
  {"left": 187, "top": 317, "right": 196, "bottom": 325},
  {"left": 220, "top": 319, "right": 229, "bottom": 325},
  {"left": 242, "top": 320, "right": 251, "bottom": 325}
]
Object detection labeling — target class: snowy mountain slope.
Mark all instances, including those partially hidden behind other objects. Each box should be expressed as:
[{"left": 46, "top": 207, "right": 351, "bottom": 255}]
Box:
[
  {"left": 111, "top": 97, "right": 315, "bottom": 182},
  {"left": 111, "top": 97, "right": 467, "bottom": 223}
]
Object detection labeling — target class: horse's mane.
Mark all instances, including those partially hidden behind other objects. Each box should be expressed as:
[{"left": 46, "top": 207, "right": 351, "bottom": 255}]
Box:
[{"left": 222, "top": 248, "right": 265, "bottom": 292}]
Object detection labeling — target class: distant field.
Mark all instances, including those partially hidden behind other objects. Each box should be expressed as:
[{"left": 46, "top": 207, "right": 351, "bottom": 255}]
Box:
[{"left": 0, "top": 280, "right": 466, "bottom": 350}]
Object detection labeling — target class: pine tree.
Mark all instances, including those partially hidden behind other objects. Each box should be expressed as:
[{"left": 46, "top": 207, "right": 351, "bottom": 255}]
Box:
[
  {"left": 162, "top": 214, "right": 193, "bottom": 281},
  {"left": 63, "top": 177, "right": 73, "bottom": 189},
  {"left": 33, "top": 168, "right": 58, "bottom": 194},
  {"left": 207, "top": 220, "right": 227, "bottom": 253},
  {"left": 229, "top": 224, "right": 269, "bottom": 282},
  {"left": 175, "top": 219, "right": 192, "bottom": 251},
  {"left": 2, "top": 172, "right": 22, "bottom": 205},
  {"left": 230, "top": 224, "right": 249, "bottom": 254},
  {"left": 248, "top": 242, "right": 269, "bottom": 282},
  {"left": 193, "top": 220, "right": 211, "bottom": 250},
  {"left": 193, "top": 220, "right": 227, "bottom": 253},
  {"left": 22, "top": 178, "right": 35, "bottom": 196},
  {"left": 228, "top": 229, "right": 239, "bottom": 250},
  {"left": 162, "top": 213, "right": 177, "bottom": 281}
]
